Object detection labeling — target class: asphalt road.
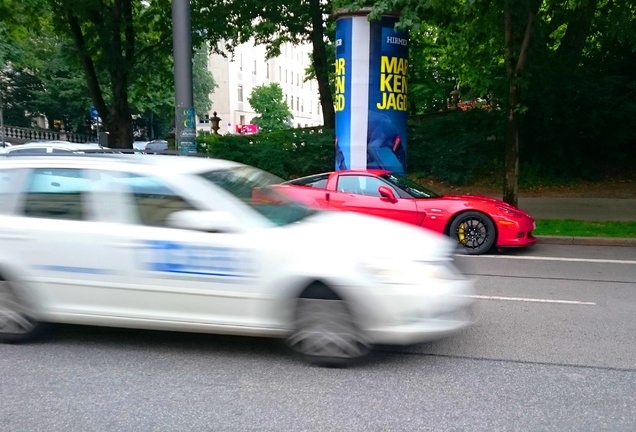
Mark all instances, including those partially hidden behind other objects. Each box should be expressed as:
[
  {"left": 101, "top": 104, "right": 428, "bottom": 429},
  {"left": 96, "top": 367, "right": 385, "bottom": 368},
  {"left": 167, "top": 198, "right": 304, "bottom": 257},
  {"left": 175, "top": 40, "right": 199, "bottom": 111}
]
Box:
[{"left": 1, "top": 244, "right": 635, "bottom": 432}]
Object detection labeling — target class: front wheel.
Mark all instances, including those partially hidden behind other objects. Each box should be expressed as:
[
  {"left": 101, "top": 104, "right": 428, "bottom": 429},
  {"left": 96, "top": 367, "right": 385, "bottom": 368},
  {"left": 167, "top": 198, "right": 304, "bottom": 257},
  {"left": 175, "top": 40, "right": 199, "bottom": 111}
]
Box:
[
  {"left": 0, "top": 277, "right": 45, "bottom": 344},
  {"left": 287, "top": 294, "right": 370, "bottom": 367},
  {"left": 449, "top": 211, "right": 496, "bottom": 255}
]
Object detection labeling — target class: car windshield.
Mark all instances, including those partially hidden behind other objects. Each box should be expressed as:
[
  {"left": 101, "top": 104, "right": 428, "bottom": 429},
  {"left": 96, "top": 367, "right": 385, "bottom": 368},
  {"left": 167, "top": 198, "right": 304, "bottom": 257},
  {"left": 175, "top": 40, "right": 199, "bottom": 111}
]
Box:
[
  {"left": 198, "top": 166, "right": 317, "bottom": 226},
  {"left": 381, "top": 173, "right": 440, "bottom": 198}
]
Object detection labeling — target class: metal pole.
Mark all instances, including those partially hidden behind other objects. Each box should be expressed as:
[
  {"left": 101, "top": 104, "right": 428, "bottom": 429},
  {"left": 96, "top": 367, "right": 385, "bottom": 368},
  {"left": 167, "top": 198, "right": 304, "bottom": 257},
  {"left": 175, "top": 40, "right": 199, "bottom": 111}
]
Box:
[
  {"left": 0, "top": 90, "right": 5, "bottom": 146},
  {"left": 172, "top": 0, "right": 196, "bottom": 153}
]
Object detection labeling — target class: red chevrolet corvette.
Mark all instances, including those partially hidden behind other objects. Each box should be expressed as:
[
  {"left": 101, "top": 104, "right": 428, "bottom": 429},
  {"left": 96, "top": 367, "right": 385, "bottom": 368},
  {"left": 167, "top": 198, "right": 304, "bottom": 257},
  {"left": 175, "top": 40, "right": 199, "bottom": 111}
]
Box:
[{"left": 271, "top": 170, "right": 536, "bottom": 255}]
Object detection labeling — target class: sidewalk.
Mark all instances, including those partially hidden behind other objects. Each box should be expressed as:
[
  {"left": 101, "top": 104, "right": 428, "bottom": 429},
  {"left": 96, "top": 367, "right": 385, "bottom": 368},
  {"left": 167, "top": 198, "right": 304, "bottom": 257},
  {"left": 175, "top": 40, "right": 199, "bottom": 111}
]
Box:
[
  {"left": 518, "top": 198, "right": 636, "bottom": 222},
  {"left": 518, "top": 198, "right": 636, "bottom": 247}
]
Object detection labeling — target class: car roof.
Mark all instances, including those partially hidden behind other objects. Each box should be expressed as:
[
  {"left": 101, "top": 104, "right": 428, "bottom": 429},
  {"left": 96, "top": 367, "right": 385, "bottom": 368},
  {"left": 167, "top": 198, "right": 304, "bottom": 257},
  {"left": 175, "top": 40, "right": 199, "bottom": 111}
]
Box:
[
  {"left": 12, "top": 142, "right": 103, "bottom": 150},
  {"left": 0, "top": 153, "right": 246, "bottom": 174}
]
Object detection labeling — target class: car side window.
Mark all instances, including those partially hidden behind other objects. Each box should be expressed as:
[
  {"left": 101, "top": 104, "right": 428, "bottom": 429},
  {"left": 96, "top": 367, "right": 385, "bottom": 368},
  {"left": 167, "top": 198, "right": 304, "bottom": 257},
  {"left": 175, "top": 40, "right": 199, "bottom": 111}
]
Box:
[
  {"left": 22, "top": 168, "right": 91, "bottom": 220},
  {"left": 0, "top": 169, "right": 27, "bottom": 215},
  {"left": 9, "top": 147, "right": 48, "bottom": 155},
  {"left": 336, "top": 175, "right": 397, "bottom": 197},
  {"left": 118, "top": 174, "right": 197, "bottom": 227},
  {"left": 290, "top": 173, "right": 329, "bottom": 189}
]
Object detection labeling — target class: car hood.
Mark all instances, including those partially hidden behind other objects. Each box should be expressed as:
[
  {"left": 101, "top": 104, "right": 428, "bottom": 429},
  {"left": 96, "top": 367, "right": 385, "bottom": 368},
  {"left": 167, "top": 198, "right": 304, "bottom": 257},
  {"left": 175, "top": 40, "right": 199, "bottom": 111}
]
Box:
[
  {"left": 442, "top": 194, "right": 531, "bottom": 215},
  {"left": 285, "top": 210, "right": 457, "bottom": 261}
]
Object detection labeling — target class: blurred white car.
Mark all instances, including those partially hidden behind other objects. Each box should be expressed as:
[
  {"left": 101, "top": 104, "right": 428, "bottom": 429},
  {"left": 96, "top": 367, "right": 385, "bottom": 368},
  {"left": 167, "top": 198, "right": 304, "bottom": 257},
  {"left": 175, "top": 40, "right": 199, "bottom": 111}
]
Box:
[
  {"left": 0, "top": 155, "right": 474, "bottom": 365},
  {"left": 132, "top": 141, "right": 148, "bottom": 151},
  {"left": 0, "top": 141, "right": 111, "bottom": 156}
]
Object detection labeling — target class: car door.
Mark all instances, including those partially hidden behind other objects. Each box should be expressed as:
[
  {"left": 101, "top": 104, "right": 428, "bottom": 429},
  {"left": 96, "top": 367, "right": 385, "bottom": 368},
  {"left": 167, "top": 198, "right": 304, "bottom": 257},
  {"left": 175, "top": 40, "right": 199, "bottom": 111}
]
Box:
[
  {"left": 328, "top": 174, "right": 419, "bottom": 224},
  {"left": 4, "top": 167, "right": 134, "bottom": 319},
  {"left": 100, "top": 171, "right": 267, "bottom": 328}
]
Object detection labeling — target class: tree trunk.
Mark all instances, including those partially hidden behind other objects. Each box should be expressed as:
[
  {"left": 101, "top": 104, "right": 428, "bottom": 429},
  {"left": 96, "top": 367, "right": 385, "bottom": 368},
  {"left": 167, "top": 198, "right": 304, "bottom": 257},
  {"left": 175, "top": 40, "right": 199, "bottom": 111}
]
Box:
[
  {"left": 503, "top": 81, "right": 520, "bottom": 207},
  {"left": 556, "top": 0, "right": 598, "bottom": 67},
  {"left": 65, "top": 0, "right": 135, "bottom": 149},
  {"left": 308, "top": 0, "right": 335, "bottom": 129},
  {"left": 502, "top": 2, "right": 538, "bottom": 207},
  {"left": 106, "top": 77, "right": 134, "bottom": 149}
]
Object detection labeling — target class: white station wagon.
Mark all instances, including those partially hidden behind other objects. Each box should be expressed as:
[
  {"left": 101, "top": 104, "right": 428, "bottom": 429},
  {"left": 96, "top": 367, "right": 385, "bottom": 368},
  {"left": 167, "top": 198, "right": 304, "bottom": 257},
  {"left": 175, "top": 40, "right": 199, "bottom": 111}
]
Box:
[{"left": 0, "top": 155, "right": 474, "bottom": 365}]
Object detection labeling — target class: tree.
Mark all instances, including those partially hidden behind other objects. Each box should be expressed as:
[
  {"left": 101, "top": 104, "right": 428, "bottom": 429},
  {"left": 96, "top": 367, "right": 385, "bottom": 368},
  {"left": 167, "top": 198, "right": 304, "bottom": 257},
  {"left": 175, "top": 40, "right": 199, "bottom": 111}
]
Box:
[
  {"left": 192, "top": 0, "right": 337, "bottom": 128},
  {"left": 247, "top": 83, "right": 293, "bottom": 132},
  {"left": 0, "top": 14, "right": 92, "bottom": 132},
  {"left": 192, "top": 46, "right": 217, "bottom": 117}
]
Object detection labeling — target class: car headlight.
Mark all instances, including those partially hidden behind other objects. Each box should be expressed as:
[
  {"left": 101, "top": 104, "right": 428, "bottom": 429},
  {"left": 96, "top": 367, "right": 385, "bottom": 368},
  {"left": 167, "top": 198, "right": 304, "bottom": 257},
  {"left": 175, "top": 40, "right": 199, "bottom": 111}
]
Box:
[
  {"left": 496, "top": 205, "right": 524, "bottom": 218},
  {"left": 360, "top": 259, "right": 463, "bottom": 285}
]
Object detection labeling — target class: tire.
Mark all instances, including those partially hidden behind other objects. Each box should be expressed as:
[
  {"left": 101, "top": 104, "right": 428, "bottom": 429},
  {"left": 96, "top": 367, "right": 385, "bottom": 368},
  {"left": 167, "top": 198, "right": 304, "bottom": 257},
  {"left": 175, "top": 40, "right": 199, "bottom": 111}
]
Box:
[
  {"left": 287, "top": 284, "right": 370, "bottom": 367},
  {"left": 449, "top": 211, "right": 496, "bottom": 255},
  {"left": 0, "top": 276, "right": 45, "bottom": 344}
]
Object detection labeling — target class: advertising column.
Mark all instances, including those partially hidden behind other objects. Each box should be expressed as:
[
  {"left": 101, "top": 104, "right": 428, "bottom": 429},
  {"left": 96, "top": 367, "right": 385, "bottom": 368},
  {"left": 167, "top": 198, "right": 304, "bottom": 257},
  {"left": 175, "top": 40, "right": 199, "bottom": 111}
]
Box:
[{"left": 334, "top": 10, "right": 408, "bottom": 176}]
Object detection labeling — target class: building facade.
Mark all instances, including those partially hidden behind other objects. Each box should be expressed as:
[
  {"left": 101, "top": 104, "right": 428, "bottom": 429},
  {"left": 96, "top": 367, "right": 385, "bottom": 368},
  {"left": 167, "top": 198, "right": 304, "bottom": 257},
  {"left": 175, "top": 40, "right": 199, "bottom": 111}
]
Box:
[{"left": 197, "top": 41, "right": 324, "bottom": 135}]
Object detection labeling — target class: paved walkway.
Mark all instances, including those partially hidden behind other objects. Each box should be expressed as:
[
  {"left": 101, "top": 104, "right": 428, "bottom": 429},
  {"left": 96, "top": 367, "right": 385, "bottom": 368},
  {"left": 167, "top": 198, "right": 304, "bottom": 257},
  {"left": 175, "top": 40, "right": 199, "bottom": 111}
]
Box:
[{"left": 518, "top": 198, "right": 636, "bottom": 222}]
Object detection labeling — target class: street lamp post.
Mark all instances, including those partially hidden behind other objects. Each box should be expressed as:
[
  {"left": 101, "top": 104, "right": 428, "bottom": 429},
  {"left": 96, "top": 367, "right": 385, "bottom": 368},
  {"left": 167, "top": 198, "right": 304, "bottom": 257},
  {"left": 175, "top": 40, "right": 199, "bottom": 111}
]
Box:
[
  {"left": 172, "top": 0, "right": 196, "bottom": 153},
  {"left": 0, "top": 90, "right": 5, "bottom": 146}
]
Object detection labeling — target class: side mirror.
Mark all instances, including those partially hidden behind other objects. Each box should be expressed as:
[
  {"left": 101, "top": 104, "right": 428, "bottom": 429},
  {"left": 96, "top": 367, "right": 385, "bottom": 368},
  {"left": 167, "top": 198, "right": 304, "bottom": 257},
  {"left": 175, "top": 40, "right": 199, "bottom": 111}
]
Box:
[
  {"left": 165, "top": 210, "right": 241, "bottom": 233},
  {"left": 378, "top": 186, "right": 397, "bottom": 202}
]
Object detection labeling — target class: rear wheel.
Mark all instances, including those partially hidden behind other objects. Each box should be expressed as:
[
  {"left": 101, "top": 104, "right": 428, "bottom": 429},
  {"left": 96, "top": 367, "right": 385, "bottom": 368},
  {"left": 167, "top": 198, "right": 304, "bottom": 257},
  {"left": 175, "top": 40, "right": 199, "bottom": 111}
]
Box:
[
  {"left": 0, "top": 277, "right": 44, "bottom": 344},
  {"left": 287, "top": 284, "right": 370, "bottom": 367},
  {"left": 450, "top": 211, "right": 496, "bottom": 255}
]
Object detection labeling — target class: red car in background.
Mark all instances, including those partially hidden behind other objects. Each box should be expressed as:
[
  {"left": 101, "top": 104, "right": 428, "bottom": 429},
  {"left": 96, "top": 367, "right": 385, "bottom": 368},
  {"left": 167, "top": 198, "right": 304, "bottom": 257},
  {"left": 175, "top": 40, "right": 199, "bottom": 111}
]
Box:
[{"left": 270, "top": 170, "right": 536, "bottom": 255}]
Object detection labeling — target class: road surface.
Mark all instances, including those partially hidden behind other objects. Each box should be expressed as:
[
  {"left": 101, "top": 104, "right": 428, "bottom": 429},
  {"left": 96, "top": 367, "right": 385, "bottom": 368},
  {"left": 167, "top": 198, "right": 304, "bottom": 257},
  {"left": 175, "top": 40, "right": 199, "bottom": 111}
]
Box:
[{"left": 1, "top": 244, "right": 635, "bottom": 431}]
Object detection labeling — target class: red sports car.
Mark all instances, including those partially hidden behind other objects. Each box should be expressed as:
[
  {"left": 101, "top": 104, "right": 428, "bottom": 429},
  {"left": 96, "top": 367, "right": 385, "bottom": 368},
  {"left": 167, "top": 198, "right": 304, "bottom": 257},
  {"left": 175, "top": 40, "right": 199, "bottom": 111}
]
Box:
[{"left": 271, "top": 170, "right": 536, "bottom": 255}]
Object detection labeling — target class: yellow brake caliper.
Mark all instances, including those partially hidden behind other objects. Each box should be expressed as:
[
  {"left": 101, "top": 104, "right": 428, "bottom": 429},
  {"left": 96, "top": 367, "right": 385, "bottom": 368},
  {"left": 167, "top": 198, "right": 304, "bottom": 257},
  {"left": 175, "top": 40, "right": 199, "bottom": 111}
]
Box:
[{"left": 458, "top": 222, "right": 466, "bottom": 244}]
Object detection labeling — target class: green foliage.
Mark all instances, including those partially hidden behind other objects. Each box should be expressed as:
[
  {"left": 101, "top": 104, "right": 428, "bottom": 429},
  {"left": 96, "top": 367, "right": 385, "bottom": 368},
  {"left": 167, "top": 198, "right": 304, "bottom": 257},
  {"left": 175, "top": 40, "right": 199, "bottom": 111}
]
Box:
[
  {"left": 247, "top": 83, "right": 293, "bottom": 132},
  {"left": 197, "top": 110, "right": 505, "bottom": 185},
  {"left": 193, "top": 46, "right": 217, "bottom": 116},
  {"left": 197, "top": 128, "right": 335, "bottom": 179},
  {"left": 534, "top": 219, "right": 636, "bottom": 238},
  {"left": 408, "top": 110, "right": 504, "bottom": 184}
]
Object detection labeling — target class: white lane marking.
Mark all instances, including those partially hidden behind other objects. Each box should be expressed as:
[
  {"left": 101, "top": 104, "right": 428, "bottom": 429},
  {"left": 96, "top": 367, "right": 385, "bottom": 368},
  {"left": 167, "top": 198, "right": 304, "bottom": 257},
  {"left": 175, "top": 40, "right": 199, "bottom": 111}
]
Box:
[
  {"left": 457, "top": 294, "right": 596, "bottom": 305},
  {"left": 460, "top": 255, "right": 636, "bottom": 265}
]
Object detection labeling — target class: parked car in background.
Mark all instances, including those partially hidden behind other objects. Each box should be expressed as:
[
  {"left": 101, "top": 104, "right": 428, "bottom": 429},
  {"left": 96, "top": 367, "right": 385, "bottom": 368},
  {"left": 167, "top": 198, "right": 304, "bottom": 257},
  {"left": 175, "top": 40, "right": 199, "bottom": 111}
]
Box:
[
  {"left": 132, "top": 141, "right": 148, "bottom": 151},
  {"left": 0, "top": 154, "right": 474, "bottom": 366},
  {"left": 145, "top": 140, "right": 169, "bottom": 152},
  {"left": 271, "top": 170, "right": 536, "bottom": 255},
  {"left": 0, "top": 141, "right": 113, "bottom": 156}
]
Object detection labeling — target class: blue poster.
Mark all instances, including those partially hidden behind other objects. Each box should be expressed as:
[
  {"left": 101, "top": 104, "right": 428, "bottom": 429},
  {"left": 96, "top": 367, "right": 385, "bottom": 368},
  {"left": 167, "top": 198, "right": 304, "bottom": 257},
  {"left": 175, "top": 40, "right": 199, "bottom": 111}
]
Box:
[
  {"left": 334, "top": 18, "right": 352, "bottom": 172},
  {"left": 334, "top": 13, "right": 408, "bottom": 176}
]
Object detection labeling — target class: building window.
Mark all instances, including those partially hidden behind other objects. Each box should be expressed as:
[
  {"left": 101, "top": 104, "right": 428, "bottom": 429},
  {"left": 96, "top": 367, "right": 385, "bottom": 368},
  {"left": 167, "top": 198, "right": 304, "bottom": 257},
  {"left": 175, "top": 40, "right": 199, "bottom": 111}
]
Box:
[
  {"left": 278, "top": 66, "right": 281, "bottom": 80},
  {"left": 296, "top": 97, "right": 299, "bottom": 111},
  {"left": 240, "top": 115, "right": 245, "bottom": 125},
  {"left": 291, "top": 73, "right": 293, "bottom": 85},
  {"left": 296, "top": 73, "right": 299, "bottom": 86},
  {"left": 238, "top": 85, "right": 243, "bottom": 102},
  {"left": 301, "top": 100, "right": 304, "bottom": 113},
  {"left": 239, "top": 54, "right": 243, "bottom": 71},
  {"left": 285, "top": 70, "right": 288, "bottom": 83},
  {"left": 266, "top": 63, "right": 270, "bottom": 79},
  {"left": 199, "top": 114, "right": 210, "bottom": 124},
  {"left": 253, "top": 60, "right": 257, "bottom": 75}
]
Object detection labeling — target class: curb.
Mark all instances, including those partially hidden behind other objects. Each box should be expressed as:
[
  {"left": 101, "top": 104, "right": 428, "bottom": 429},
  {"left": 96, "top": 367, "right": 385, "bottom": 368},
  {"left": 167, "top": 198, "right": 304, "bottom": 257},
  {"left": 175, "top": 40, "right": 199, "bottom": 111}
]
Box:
[{"left": 535, "top": 236, "right": 636, "bottom": 247}]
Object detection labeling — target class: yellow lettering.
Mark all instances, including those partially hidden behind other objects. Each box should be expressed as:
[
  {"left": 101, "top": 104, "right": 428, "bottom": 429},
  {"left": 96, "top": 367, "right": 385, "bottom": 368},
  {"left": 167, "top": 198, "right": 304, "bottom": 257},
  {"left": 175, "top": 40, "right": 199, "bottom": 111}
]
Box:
[
  {"left": 380, "top": 74, "right": 393, "bottom": 92},
  {"left": 335, "top": 58, "right": 345, "bottom": 75},
  {"left": 381, "top": 56, "right": 397, "bottom": 73},
  {"left": 392, "top": 75, "right": 408, "bottom": 93},
  {"left": 376, "top": 93, "right": 408, "bottom": 111},
  {"left": 336, "top": 75, "right": 345, "bottom": 94},
  {"left": 380, "top": 56, "right": 408, "bottom": 75},
  {"left": 397, "top": 58, "right": 408, "bottom": 75},
  {"left": 335, "top": 94, "right": 346, "bottom": 112}
]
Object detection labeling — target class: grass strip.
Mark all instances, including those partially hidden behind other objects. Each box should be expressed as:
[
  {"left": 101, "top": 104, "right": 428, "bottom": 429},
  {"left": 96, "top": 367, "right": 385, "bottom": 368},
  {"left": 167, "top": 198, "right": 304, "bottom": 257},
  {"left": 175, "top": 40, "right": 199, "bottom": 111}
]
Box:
[{"left": 534, "top": 219, "right": 636, "bottom": 238}]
